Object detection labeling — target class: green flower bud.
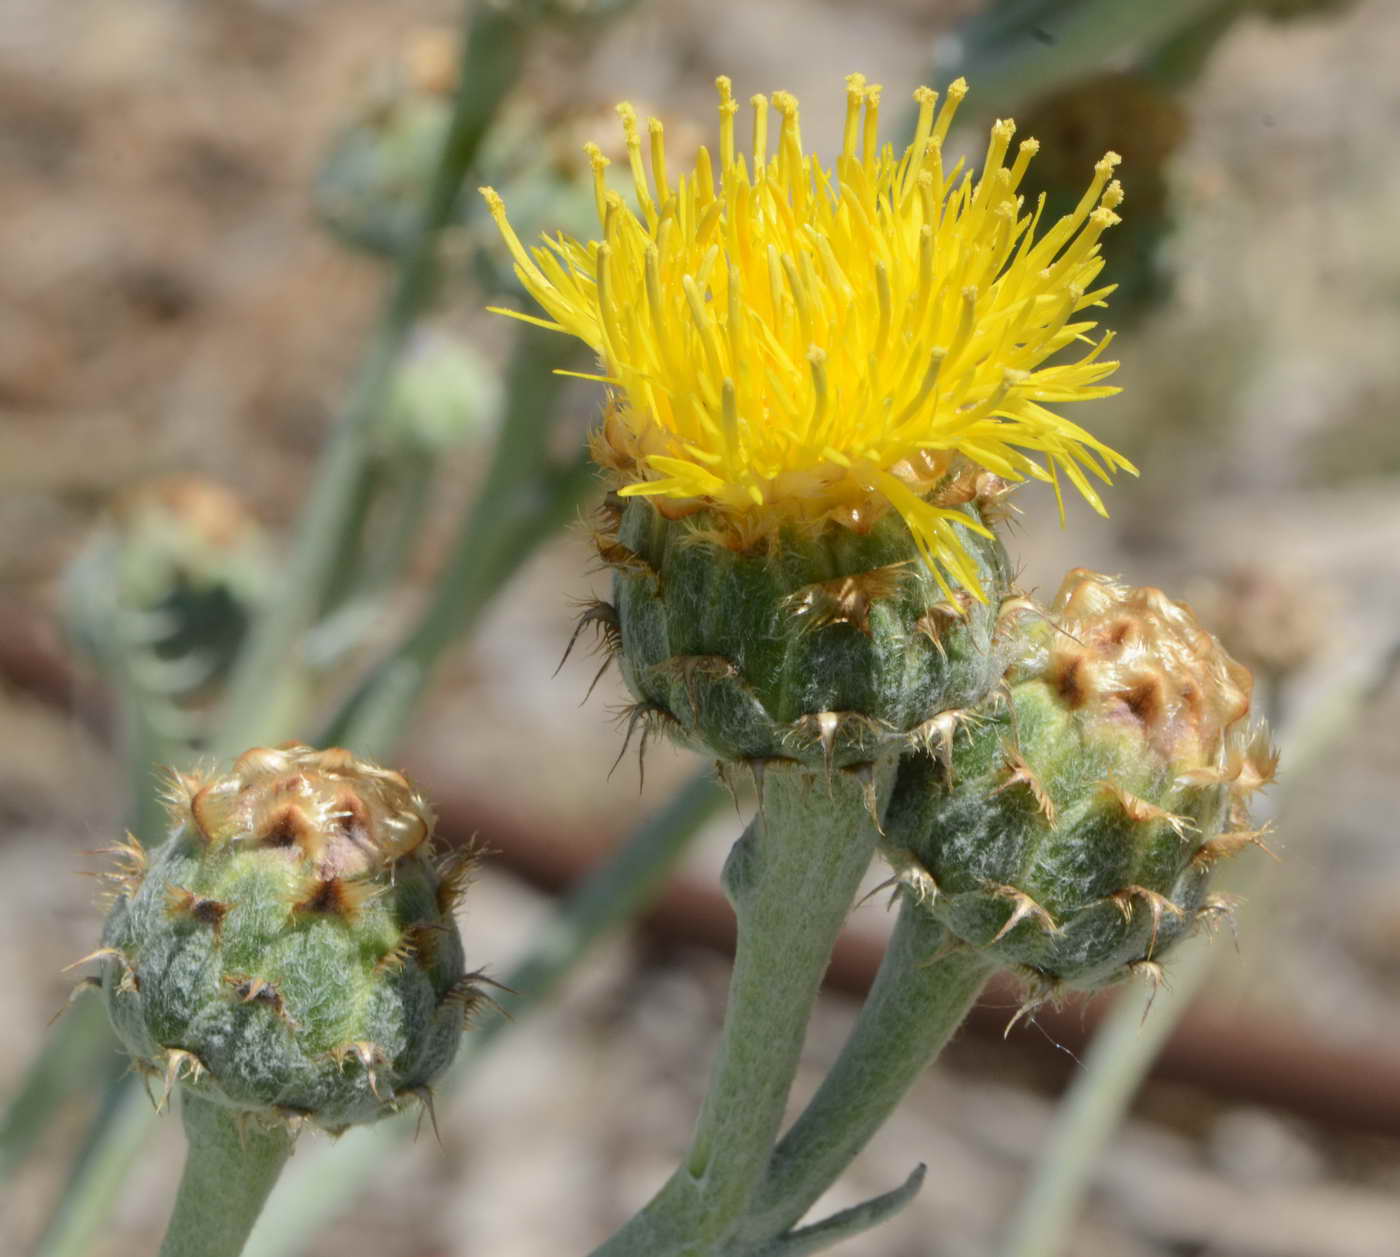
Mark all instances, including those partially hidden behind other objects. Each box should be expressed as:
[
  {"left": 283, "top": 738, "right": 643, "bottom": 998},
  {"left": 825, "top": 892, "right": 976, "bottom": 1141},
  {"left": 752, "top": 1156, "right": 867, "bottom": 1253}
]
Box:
[
  {"left": 313, "top": 35, "right": 456, "bottom": 259},
  {"left": 381, "top": 330, "right": 502, "bottom": 456},
  {"left": 88, "top": 745, "right": 481, "bottom": 1133},
  {"left": 592, "top": 468, "right": 1014, "bottom": 772},
  {"left": 62, "top": 476, "right": 268, "bottom": 693},
  {"left": 883, "top": 568, "right": 1275, "bottom": 992}
]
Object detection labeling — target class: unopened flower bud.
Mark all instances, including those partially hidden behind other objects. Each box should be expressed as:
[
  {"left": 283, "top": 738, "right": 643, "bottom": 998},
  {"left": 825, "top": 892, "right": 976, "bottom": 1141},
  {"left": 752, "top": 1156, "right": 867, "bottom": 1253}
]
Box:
[
  {"left": 884, "top": 569, "right": 1276, "bottom": 991},
  {"left": 88, "top": 745, "right": 482, "bottom": 1132}
]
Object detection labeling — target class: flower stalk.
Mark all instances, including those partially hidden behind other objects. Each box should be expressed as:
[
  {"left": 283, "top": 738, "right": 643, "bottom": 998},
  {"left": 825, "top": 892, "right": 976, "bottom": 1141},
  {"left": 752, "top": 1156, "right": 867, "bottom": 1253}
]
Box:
[
  {"left": 591, "top": 761, "right": 891, "bottom": 1257},
  {"left": 725, "top": 898, "right": 994, "bottom": 1252},
  {"left": 158, "top": 1096, "right": 294, "bottom": 1257}
]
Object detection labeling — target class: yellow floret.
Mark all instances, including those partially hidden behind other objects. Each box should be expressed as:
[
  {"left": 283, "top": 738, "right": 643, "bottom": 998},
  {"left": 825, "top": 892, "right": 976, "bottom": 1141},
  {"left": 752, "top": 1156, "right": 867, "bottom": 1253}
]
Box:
[{"left": 482, "top": 74, "right": 1135, "bottom": 596}]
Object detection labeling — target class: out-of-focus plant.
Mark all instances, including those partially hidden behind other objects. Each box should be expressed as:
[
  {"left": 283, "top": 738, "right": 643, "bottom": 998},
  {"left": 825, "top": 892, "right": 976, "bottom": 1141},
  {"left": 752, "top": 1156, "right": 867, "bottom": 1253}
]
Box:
[
  {"left": 926, "top": 0, "right": 1360, "bottom": 326},
  {"left": 63, "top": 477, "right": 269, "bottom": 709}
]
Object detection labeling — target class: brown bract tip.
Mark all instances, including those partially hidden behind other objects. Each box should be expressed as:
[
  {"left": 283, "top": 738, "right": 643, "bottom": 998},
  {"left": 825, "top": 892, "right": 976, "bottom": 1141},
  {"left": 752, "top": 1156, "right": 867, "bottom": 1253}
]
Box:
[
  {"left": 292, "top": 875, "right": 374, "bottom": 920},
  {"left": 165, "top": 886, "right": 231, "bottom": 938},
  {"left": 995, "top": 744, "right": 1057, "bottom": 824},
  {"left": 783, "top": 562, "right": 911, "bottom": 635},
  {"left": 435, "top": 845, "right": 480, "bottom": 916}
]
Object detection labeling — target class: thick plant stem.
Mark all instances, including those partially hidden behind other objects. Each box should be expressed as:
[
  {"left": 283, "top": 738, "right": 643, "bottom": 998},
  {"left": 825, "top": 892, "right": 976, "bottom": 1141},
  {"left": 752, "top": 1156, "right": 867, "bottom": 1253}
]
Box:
[
  {"left": 217, "top": 0, "right": 529, "bottom": 753},
  {"left": 590, "top": 761, "right": 891, "bottom": 1257},
  {"left": 158, "top": 1096, "right": 293, "bottom": 1257},
  {"left": 727, "top": 897, "right": 993, "bottom": 1252}
]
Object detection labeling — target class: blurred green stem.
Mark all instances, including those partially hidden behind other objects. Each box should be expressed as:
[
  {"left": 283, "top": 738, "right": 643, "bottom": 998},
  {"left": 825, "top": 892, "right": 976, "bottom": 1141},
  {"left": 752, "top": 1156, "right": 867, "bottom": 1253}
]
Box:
[
  {"left": 1139, "top": 1, "right": 1243, "bottom": 87},
  {"left": 725, "top": 900, "right": 994, "bottom": 1253},
  {"left": 0, "top": 997, "right": 121, "bottom": 1184},
  {"left": 33, "top": 1074, "right": 161, "bottom": 1257},
  {"left": 218, "top": 0, "right": 530, "bottom": 754},
  {"left": 1, "top": 651, "right": 177, "bottom": 1187},
  {"left": 320, "top": 323, "right": 591, "bottom": 759},
  {"left": 590, "top": 763, "right": 890, "bottom": 1257},
  {"left": 244, "top": 767, "right": 726, "bottom": 1257}
]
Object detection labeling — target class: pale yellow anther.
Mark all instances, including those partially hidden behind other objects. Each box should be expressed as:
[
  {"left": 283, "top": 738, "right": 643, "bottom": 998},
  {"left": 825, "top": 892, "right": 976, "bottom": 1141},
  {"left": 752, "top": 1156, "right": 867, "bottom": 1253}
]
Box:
[
  {"left": 478, "top": 186, "right": 505, "bottom": 217},
  {"left": 751, "top": 95, "right": 769, "bottom": 175},
  {"left": 931, "top": 77, "right": 969, "bottom": 148},
  {"left": 648, "top": 118, "right": 670, "bottom": 202},
  {"left": 617, "top": 101, "right": 640, "bottom": 146},
  {"left": 583, "top": 143, "right": 610, "bottom": 223},
  {"left": 772, "top": 90, "right": 800, "bottom": 129},
  {"left": 1007, "top": 137, "right": 1039, "bottom": 191},
  {"left": 904, "top": 86, "right": 939, "bottom": 187},
  {"left": 862, "top": 85, "right": 883, "bottom": 166},
  {"left": 842, "top": 78, "right": 864, "bottom": 161},
  {"left": 716, "top": 77, "right": 738, "bottom": 174}
]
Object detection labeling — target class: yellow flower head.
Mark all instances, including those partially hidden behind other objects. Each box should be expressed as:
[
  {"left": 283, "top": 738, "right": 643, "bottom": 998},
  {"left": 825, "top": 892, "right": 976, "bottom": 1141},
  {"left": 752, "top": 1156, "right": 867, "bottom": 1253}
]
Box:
[{"left": 482, "top": 75, "right": 1135, "bottom": 597}]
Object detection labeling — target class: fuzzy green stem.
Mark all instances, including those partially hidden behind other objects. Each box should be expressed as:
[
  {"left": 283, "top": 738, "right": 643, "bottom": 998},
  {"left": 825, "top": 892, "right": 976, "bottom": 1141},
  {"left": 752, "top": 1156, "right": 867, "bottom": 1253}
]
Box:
[
  {"left": 242, "top": 767, "right": 725, "bottom": 1257},
  {"left": 158, "top": 1096, "right": 293, "bottom": 1257},
  {"left": 727, "top": 897, "right": 993, "bottom": 1253},
  {"left": 217, "top": 0, "right": 529, "bottom": 753},
  {"left": 590, "top": 761, "right": 891, "bottom": 1257}
]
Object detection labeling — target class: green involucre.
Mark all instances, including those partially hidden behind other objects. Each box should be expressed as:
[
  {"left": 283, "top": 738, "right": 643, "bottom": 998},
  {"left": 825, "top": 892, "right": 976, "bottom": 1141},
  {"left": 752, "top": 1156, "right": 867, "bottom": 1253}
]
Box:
[
  {"left": 882, "top": 569, "right": 1273, "bottom": 991},
  {"left": 94, "top": 745, "right": 476, "bottom": 1132},
  {"left": 605, "top": 487, "right": 1013, "bottom": 770}
]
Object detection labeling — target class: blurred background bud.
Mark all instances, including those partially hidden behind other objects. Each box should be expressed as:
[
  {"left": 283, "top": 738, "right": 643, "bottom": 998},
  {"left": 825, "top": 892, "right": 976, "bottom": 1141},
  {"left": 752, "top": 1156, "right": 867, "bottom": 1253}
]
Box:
[{"left": 61, "top": 476, "right": 269, "bottom": 701}]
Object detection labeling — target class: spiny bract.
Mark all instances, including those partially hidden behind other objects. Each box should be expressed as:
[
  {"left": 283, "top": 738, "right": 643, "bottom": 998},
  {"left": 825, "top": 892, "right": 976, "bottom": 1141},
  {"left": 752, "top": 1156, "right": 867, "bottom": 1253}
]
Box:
[
  {"left": 883, "top": 569, "right": 1276, "bottom": 993},
  {"left": 598, "top": 476, "right": 1013, "bottom": 772},
  {"left": 89, "top": 744, "right": 481, "bottom": 1133}
]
